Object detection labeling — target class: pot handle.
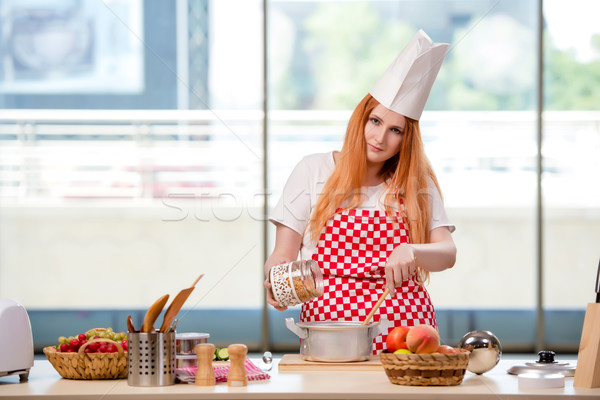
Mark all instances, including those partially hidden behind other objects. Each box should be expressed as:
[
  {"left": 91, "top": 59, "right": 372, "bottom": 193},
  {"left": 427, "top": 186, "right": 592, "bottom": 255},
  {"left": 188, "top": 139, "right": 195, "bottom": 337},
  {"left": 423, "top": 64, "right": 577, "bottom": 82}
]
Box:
[
  {"left": 370, "top": 317, "right": 392, "bottom": 340},
  {"left": 285, "top": 318, "right": 308, "bottom": 339}
]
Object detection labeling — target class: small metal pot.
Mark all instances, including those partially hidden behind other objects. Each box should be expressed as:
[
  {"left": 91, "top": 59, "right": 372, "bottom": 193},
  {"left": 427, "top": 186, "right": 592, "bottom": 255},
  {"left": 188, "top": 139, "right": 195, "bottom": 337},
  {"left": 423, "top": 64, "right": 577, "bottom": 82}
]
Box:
[
  {"left": 285, "top": 317, "right": 391, "bottom": 362},
  {"left": 176, "top": 354, "right": 197, "bottom": 369},
  {"left": 175, "top": 332, "right": 209, "bottom": 355}
]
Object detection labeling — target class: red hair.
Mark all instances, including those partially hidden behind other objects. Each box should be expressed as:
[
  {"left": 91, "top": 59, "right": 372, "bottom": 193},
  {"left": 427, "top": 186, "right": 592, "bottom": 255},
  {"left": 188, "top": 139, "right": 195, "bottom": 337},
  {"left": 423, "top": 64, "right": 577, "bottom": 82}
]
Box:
[{"left": 307, "top": 94, "right": 442, "bottom": 283}]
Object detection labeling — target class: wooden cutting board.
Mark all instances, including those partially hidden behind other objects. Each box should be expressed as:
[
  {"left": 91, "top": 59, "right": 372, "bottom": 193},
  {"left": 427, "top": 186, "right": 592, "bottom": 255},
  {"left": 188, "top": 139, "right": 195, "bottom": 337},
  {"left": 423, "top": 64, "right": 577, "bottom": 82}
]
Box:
[{"left": 278, "top": 353, "right": 382, "bottom": 371}]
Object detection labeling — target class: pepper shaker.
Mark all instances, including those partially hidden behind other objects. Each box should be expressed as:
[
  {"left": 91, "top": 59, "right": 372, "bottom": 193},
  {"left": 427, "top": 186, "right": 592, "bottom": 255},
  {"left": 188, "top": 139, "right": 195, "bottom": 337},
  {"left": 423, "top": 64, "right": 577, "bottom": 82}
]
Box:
[
  {"left": 194, "top": 343, "right": 216, "bottom": 386},
  {"left": 227, "top": 344, "right": 248, "bottom": 387}
]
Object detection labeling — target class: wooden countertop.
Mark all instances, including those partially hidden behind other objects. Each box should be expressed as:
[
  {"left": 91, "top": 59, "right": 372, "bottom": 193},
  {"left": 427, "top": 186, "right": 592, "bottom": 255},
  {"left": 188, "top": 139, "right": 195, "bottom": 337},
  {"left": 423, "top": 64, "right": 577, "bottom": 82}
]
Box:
[{"left": 1, "top": 357, "right": 599, "bottom": 399}]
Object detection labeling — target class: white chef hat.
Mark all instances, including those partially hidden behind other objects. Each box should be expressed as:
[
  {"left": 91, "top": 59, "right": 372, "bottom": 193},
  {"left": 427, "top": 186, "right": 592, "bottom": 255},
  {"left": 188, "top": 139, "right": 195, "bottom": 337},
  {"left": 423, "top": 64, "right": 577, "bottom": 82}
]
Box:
[{"left": 369, "top": 29, "right": 450, "bottom": 120}]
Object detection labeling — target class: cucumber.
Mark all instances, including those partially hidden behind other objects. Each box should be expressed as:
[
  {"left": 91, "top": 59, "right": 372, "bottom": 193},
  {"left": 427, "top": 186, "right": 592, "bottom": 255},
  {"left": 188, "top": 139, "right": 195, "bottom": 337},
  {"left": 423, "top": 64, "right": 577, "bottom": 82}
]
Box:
[{"left": 214, "top": 347, "right": 229, "bottom": 361}]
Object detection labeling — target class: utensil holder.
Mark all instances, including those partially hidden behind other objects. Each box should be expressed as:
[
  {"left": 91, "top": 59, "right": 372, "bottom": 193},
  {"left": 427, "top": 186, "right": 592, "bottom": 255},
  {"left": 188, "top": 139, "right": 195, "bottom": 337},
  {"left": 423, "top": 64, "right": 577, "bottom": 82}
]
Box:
[{"left": 127, "top": 331, "right": 176, "bottom": 387}]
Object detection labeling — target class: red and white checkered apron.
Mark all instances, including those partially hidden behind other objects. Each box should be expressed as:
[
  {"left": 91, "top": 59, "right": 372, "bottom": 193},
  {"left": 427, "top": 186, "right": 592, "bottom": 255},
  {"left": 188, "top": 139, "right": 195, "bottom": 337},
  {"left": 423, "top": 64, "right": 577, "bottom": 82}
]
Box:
[{"left": 300, "top": 208, "right": 436, "bottom": 354}]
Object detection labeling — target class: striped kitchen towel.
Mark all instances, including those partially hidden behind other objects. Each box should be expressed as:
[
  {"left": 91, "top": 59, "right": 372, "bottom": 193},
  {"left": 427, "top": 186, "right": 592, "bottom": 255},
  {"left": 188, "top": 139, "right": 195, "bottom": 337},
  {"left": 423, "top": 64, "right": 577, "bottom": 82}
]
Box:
[{"left": 175, "top": 357, "right": 270, "bottom": 384}]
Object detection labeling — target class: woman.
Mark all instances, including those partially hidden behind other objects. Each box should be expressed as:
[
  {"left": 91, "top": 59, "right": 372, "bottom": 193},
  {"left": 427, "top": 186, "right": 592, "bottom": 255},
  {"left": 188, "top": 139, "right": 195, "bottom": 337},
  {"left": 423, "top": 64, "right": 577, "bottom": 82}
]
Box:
[{"left": 265, "top": 30, "right": 456, "bottom": 353}]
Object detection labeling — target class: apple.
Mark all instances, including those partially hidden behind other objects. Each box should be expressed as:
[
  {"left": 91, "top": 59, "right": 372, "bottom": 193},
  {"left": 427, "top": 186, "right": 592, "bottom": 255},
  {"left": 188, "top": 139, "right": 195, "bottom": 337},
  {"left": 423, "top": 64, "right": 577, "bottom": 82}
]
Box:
[{"left": 386, "top": 326, "right": 410, "bottom": 353}]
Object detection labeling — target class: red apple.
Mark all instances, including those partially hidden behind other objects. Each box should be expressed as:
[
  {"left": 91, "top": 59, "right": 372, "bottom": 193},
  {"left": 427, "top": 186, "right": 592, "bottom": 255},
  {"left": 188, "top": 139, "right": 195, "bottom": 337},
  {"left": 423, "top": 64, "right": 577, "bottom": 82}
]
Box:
[{"left": 386, "top": 326, "right": 410, "bottom": 353}]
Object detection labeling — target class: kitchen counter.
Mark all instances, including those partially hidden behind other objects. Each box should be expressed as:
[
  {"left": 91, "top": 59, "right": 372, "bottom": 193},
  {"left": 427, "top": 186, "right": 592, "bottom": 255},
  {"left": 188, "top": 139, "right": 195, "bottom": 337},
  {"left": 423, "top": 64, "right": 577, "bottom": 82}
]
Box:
[{"left": 1, "top": 357, "right": 599, "bottom": 399}]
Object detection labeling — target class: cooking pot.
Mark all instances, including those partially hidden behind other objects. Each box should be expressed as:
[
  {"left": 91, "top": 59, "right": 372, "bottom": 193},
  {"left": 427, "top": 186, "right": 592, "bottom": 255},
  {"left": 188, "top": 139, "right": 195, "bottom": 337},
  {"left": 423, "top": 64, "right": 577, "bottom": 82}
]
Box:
[
  {"left": 176, "top": 332, "right": 209, "bottom": 354},
  {"left": 285, "top": 317, "right": 391, "bottom": 362}
]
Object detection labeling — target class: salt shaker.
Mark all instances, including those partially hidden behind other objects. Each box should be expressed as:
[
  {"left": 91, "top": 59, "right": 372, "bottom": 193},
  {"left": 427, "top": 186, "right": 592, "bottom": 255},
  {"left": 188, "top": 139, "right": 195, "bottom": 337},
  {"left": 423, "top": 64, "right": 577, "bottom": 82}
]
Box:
[
  {"left": 227, "top": 344, "right": 248, "bottom": 387},
  {"left": 194, "top": 343, "right": 216, "bottom": 386}
]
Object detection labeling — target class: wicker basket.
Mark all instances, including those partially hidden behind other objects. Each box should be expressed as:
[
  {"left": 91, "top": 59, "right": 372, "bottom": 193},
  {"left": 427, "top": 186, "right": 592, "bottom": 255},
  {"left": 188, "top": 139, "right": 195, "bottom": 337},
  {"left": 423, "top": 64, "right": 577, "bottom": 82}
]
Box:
[
  {"left": 380, "top": 349, "right": 470, "bottom": 386},
  {"left": 43, "top": 328, "right": 127, "bottom": 380}
]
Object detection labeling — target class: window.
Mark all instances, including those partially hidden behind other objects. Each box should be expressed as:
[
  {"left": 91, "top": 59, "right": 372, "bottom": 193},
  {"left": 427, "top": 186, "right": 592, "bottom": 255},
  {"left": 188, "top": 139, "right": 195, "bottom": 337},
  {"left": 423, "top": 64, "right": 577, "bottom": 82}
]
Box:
[
  {"left": 0, "top": 0, "right": 597, "bottom": 352},
  {"left": 543, "top": 0, "right": 600, "bottom": 333},
  {"left": 0, "top": 0, "right": 264, "bottom": 315},
  {"left": 267, "top": 0, "right": 540, "bottom": 349}
]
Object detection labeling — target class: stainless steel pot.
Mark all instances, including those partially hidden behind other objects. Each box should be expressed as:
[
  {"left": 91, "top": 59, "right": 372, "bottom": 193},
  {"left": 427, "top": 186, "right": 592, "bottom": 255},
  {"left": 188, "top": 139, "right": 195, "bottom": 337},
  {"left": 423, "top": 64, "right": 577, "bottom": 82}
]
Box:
[
  {"left": 285, "top": 317, "right": 391, "bottom": 362},
  {"left": 175, "top": 332, "right": 209, "bottom": 355},
  {"left": 175, "top": 354, "right": 197, "bottom": 369}
]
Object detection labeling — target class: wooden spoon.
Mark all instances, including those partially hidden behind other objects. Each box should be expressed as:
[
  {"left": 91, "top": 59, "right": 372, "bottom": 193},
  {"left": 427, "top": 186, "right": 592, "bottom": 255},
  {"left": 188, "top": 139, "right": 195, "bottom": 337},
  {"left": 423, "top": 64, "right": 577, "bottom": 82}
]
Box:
[
  {"left": 160, "top": 274, "right": 204, "bottom": 332},
  {"left": 127, "top": 315, "right": 136, "bottom": 333},
  {"left": 190, "top": 273, "right": 204, "bottom": 288},
  {"left": 141, "top": 294, "right": 170, "bottom": 333},
  {"left": 361, "top": 288, "right": 390, "bottom": 326}
]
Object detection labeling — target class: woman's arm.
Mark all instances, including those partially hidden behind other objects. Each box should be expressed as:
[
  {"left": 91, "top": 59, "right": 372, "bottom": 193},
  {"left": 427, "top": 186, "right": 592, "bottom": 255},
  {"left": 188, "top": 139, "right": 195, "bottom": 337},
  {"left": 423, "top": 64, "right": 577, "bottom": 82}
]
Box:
[
  {"left": 384, "top": 226, "right": 456, "bottom": 294},
  {"left": 264, "top": 223, "right": 303, "bottom": 310}
]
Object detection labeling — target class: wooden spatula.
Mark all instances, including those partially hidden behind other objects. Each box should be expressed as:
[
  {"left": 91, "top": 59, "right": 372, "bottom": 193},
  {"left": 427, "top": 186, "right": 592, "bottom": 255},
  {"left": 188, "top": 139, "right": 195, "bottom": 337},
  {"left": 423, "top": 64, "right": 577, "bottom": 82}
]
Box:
[
  {"left": 141, "top": 294, "right": 170, "bottom": 333},
  {"left": 361, "top": 288, "right": 390, "bottom": 326},
  {"left": 127, "top": 315, "right": 136, "bottom": 333},
  {"left": 159, "top": 274, "right": 204, "bottom": 332}
]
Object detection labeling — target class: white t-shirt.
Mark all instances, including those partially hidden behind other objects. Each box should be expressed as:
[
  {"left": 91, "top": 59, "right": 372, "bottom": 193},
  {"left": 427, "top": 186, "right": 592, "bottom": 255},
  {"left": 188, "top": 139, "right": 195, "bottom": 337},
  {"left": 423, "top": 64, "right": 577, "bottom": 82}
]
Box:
[{"left": 269, "top": 152, "right": 454, "bottom": 260}]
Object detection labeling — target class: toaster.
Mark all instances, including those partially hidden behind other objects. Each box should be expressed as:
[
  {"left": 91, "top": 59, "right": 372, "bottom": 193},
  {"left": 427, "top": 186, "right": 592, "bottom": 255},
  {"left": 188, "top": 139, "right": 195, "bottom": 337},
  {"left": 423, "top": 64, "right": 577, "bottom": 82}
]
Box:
[{"left": 0, "top": 298, "right": 34, "bottom": 382}]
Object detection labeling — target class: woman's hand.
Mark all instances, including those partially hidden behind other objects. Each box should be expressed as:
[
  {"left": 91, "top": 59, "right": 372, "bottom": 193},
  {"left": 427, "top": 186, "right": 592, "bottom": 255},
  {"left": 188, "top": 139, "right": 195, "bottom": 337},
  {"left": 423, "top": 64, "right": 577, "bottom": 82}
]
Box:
[
  {"left": 384, "top": 243, "right": 416, "bottom": 295},
  {"left": 264, "top": 259, "right": 289, "bottom": 312},
  {"left": 384, "top": 227, "right": 457, "bottom": 295},
  {"left": 264, "top": 223, "right": 303, "bottom": 311}
]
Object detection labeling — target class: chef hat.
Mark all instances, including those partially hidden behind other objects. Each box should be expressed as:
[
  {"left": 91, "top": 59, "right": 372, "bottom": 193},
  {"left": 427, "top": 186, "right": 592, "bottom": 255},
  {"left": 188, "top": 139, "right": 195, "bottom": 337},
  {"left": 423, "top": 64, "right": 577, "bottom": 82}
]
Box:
[{"left": 369, "top": 29, "right": 449, "bottom": 120}]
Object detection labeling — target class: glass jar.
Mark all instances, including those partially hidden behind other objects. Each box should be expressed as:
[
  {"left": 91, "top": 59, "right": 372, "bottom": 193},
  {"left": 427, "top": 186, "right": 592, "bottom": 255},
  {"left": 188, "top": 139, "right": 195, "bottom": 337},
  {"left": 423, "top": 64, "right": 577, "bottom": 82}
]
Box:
[{"left": 269, "top": 260, "right": 324, "bottom": 306}]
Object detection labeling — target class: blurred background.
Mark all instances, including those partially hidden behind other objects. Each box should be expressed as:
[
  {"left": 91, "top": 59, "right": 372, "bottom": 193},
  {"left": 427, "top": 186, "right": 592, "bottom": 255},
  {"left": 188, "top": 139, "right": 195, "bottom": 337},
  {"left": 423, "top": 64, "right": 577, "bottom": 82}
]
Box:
[{"left": 0, "top": 0, "right": 598, "bottom": 354}]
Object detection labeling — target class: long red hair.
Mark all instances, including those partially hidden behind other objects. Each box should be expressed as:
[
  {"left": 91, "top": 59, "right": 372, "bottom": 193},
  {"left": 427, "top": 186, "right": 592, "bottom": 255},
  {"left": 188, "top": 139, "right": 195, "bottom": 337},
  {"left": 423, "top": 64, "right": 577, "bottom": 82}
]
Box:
[{"left": 307, "top": 94, "right": 442, "bottom": 283}]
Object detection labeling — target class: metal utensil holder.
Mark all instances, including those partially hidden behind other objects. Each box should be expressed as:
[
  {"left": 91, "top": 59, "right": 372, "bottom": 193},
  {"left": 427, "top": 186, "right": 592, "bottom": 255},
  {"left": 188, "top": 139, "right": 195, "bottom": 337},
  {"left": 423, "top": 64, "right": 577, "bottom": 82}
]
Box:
[{"left": 128, "top": 331, "right": 176, "bottom": 387}]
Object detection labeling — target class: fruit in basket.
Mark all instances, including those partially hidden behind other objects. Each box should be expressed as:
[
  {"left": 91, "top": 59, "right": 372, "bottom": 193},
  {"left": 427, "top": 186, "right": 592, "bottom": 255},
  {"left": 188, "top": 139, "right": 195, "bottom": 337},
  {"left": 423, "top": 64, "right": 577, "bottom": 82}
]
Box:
[
  {"left": 436, "top": 344, "right": 458, "bottom": 354},
  {"left": 406, "top": 324, "right": 440, "bottom": 354},
  {"left": 393, "top": 348, "right": 413, "bottom": 354},
  {"left": 386, "top": 326, "right": 410, "bottom": 352},
  {"left": 54, "top": 328, "right": 127, "bottom": 353}
]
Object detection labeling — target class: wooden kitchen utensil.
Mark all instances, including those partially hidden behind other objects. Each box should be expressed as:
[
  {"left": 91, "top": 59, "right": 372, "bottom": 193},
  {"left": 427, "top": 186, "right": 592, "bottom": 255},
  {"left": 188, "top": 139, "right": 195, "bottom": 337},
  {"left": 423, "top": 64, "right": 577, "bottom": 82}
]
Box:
[
  {"left": 278, "top": 354, "right": 381, "bottom": 371},
  {"left": 159, "top": 274, "right": 204, "bottom": 332},
  {"left": 127, "top": 315, "right": 136, "bottom": 333},
  {"left": 574, "top": 302, "right": 600, "bottom": 387},
  {"left": 190, "top": 273, "right": 204, "bottom": 288},
  {"left": 141, "top": 294, "right": 169, "bottom": 333},
  {"left": 194, "top": 343, "right": 216, "bottom": 386},
  {"left": 574, "top": 259, "right": 600, "bottom": 388},
  {"left": 227, "top": 344, "right": 248, "bottom": 387},
  {"left": 362, "top": 288, "right": 390, "bottom": 326}
]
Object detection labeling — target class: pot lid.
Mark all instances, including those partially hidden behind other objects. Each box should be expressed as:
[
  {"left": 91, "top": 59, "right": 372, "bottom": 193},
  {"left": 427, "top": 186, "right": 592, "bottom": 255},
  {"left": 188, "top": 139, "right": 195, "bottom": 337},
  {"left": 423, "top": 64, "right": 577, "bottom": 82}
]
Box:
[
  {"left": 175, "top": 332, "right": 210, "bottom": 340},
  {"left": 507, "top": 351, "right": 576, "bottom": 377}
]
